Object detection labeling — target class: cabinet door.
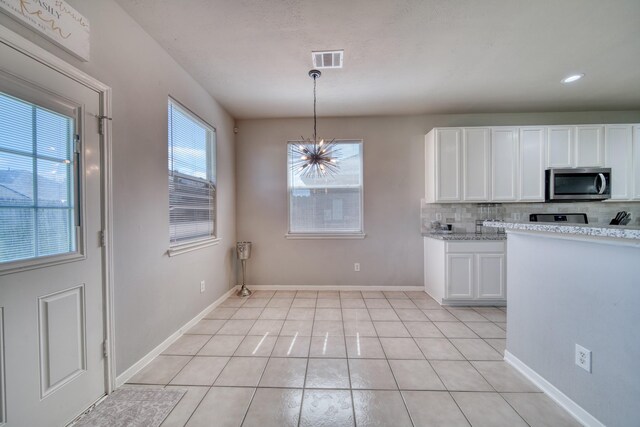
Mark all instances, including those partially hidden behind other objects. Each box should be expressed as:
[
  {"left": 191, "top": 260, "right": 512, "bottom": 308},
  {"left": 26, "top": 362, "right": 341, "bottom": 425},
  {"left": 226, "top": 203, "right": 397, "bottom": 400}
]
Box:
[
  {"left": 547, "top": 126, "right": 573, "bottom": 168},
  {"left": 605, "top": 125, "right": 633, "bottom": 200},
  {"left": 463, "top": 128, "right": 490, "bottom": 201},
  {"left": 575, "top": 125, "right": 604, "bottom": 167},
  {"left": 435, "top": 128, "right": 462, "bottom": 201},
  {"left": 633, "top": 125, "right": 640, "bottom": 201},
  {"left": 476, "top": 254, "right": 505, "bottom": 299},
  {"left": 519, "top": 127, "right": 545, "bottom": 201},
  {"left": 491, "top": 128, "right": 519, "bottom": 202},
  {"left": 445, "top": 254, "right": 474, "bottom": 299}
]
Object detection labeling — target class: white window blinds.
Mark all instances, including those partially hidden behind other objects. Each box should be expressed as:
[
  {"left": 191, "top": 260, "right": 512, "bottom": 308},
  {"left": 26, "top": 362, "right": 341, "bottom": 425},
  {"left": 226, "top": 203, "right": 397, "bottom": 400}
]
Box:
[
  {"left": 168, "top": 99, "right": 216, "bottom": 245},
  {"left": 288, "top": 140, "right": 363, "bottom": 234},
  {"left": 0, "top": 91, "right": 77, "bottom": 263}
]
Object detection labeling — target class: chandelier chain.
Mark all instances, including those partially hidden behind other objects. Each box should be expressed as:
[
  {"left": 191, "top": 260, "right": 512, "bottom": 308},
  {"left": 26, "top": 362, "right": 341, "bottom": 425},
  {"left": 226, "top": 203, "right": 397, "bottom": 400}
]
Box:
[{"left": 313, "top": 74, "right": 317, "bottom": 144}]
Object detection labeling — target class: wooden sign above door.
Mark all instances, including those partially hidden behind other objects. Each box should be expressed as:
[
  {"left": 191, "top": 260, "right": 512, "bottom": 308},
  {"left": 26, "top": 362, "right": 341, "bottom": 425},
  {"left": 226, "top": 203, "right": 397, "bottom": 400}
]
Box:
[{"left": 0, "top": 0, "right": 90, "bottom": 61}]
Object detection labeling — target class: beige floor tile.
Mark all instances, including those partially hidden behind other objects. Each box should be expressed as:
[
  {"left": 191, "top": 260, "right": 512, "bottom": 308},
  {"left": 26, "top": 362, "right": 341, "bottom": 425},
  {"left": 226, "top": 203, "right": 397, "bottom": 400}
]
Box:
[
  {"left": 243, "top": 388, "right": 303, "bottom": 427},
  {"left": 305, "top": 358, "right": 350, "bottom": 389},
  {"left": 280, "top": 320, "right": 314, "bottom": 336},
  {"left": 373, "top": 321, "right": 410, "bottom": 337},
  {"left": 349, "top": 359, "right": 397, "bottom": 389},
  {"left": 412, "top": 299, "right": 444, "bottom": 310},
  {"left": 430, "top": 361, "right": 493, "bottom": 391},
  {"left": 186, "top": 319, "right": 226, "bottom": 335},
  {"left": 389, "top": 360, "right": 445, "bottom": 390},
  {"left": 352, "top": 390, "right": 413, "bottom": 427},
  {"left": 312, "top": 320, "right": 344, "bottom": 336},
  {"left": 231, "top": 307, "right": 264, "bottom": 320},
  {"left": 169, "top": 356, "right": 229, "bottom": 386},
  {"left": 247, "top": 319, "right": 284, "bottom": 336},
  {"left": 402, "top": 391, "right": 470, "bottom": 427},
  {"left": 450, "top": 339, "right": 504, "bottom": 361},
  {"left": 473, "top": 307, "right": 507, "bottom": 322},
  {"left": 296, "top": 290, "right": 318, "bottom": 298},
  {"left": 163, "top": 335, "right": 211, "bottom": 356},
  {"left": 434, "top": 322, "right": 478, "bottom": 338},
  {"left": 259, "top": 357, "right": 307, "bottom": 388},
  {"left": 219, "top": 299, "right": 246, "bottom": 308},
  {"left": 361, "top": 291, "right": 385, "bottom": 298},
  {"left": 464, "top": 322, "right": 506, "bottom": 339},
  {"left": 266, "top": 298, "right": 293, "bottom": 308},
  {"left": 316, "top": 298, "right": 341, "bottom": 308},
  {"left": 317, "top": 290, "right": 340, "bottom": 298},
  {"left": 287, "top": 307, "right": 315, "bottom": 320},
  {"left": 197, "top": 335, "right": 244, "bottom": 356},
  {"left": 379, "top": 338, "right": 424, "bottom": 359},
  {"left": 405, "top": 291, "right": 430, "bottom": 299},
  {"left": 309, "top": 335, "right": 347, "bottom": 358},
  {"left": 292, "top": 298, "right": 317, "bottom": 308},
  {"left": 451, "top": 392, "right": 528, "bottom": 426},
  {"left": 485, "top": 338, "right": 506, "bottom": 355},
  {"left": 128, "top": 355, "right": 191, "bottom": 385},
  {"left": 368, "top": 309, "right": 400, "bottom": 321},
  {"left": 415, "top": 338, "right": 465, "bottom": 360},
  {"left": 340, "top": 291, "right": 362, "bottom": 299},
  {"left": 365, "top": 299, "right": 392, "bottom": 309},
  {"left": 233, "top": 335, "right": 277, "bottom": 357},
  {"left": 274, "top": 290, "right": 297, "bottom": 298},
  {"left": 271, "top": 335, "right": 311, "bottom": 357},
  {"left": 343, "top": 320, "right": 377, "bottom": 337},
  {"left": 342, "top": 308, "right": 371, "bottom": 321},
  {"left": 242, "top": 298, "right": 270, "bottom": 308},
  {"left": 299, "top": 389, "right": 354, "bottom": 427},
  {"left": 204, "top": 307, "right": 237, "bottom": 319},
  {"left": 185, "top": 387, "right": 254, "bottom": 427},
  {"left": 340, "top": 298, "right": 366, "bottom": 309},
  {"left": 345, "top": 336, "right": 386, "bottom": 359},
  {"left": 472, "top": 361, "right": 540, "bottom": 392},
  {"left": 395, "top": 309, "right": 428, "bottom": 321},
  {"left": 383, "top": 291, "right": 408, "bottom": 299},
  {"left": 214, "top": 357, "right": 268, "bottom": 387},
  {"left": 259, "top": 307, "right": 289, "bottom": 320},
  {"left": 495, "top": 322, "right": 507, "bottom": 331},
  {"left": 447, "top": 308, "right": 490, "bottom": 322},
  {"left": 388, "top": 299, "right": 417, "bottom": 309},
  {"left": 217, "top": 319, "right": 256, "bottom": 335},
  {"left": 315, "top": 308, "right": 343, "bottom": 320},
  {"left": 404, "top": 322, "right": 444, "bottom": 338},
  {"left": 161, "top": 386, "right": 208, "bottom": 427},
  {"left": 251, "top": 290, "right": 275, "bottom": 298},
  {"left": 502, "top": 392, "right": 582, "bottom": 427},
  {"left": 424, "top": 309, "right": 458, "bottom": 322}
]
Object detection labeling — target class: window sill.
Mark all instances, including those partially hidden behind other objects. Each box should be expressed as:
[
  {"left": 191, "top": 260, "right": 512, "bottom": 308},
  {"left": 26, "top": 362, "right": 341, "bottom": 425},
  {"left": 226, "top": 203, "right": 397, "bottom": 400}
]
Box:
[
  {"left": 167, "top": 237, "right": 221, "bottom": 257},
  {"left": 285, "top": 233, "right": 366, "bottom": 240}
]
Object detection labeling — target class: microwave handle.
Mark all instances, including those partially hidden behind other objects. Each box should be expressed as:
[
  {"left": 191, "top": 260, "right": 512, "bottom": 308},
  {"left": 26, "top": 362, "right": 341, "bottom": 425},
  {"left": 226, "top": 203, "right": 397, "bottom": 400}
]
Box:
[{"left": 595, "top": 173, "right": 607, "bottom": 195}]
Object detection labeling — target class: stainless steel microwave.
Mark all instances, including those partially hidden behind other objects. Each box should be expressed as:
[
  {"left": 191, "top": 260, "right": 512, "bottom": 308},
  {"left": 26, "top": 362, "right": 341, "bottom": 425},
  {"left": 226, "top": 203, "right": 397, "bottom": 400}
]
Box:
[{"left": 545, "top": 168, "right": 611, "bottom": 201}]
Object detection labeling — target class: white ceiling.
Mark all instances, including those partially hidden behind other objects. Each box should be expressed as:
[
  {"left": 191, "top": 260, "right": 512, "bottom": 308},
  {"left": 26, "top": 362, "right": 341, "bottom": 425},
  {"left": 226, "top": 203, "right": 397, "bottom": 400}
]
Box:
[{"left": 115, "top": 0, "right": 640, "bottom": 119}]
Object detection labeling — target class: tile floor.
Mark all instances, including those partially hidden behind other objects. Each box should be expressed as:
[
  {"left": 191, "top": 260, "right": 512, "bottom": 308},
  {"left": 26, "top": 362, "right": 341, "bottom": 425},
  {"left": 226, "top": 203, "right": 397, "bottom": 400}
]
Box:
[{"left": 125, "top": 290, "right": 581, "bottom": 427}]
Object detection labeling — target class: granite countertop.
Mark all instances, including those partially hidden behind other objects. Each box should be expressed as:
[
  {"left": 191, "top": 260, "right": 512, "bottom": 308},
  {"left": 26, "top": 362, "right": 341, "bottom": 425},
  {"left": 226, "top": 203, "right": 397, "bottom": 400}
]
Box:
[
  {"left": 422, "top": 232, "right": 507, "bottom": 241},
  {"left": 483, "top": 220, "right": 640, "bottom": 240}
]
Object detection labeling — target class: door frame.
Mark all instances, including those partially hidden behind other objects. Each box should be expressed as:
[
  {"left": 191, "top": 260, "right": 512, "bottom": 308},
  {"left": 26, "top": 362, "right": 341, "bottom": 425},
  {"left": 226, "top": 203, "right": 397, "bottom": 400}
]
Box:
[{"left": 0, "top": 25, "right": 117, "bottom": 394}]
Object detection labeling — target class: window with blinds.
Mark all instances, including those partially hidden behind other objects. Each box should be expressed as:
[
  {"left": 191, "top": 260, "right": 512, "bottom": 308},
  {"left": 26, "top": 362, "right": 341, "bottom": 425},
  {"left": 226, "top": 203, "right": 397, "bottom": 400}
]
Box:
[
  {"left": 0, "top": 91, "right": 78, "bottom": 263},
  {"left": 287, "top": 140, "right": 363, "bottom": 234},
  {"left": 168, "top": 99, "right": 216, "bottom": 246}
]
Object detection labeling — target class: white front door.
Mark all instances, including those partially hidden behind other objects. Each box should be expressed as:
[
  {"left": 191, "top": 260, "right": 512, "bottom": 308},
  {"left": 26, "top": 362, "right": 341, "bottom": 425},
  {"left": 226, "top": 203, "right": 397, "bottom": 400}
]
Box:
[{"left": 0, "top": 40, "right": 106, "bottom": 426}]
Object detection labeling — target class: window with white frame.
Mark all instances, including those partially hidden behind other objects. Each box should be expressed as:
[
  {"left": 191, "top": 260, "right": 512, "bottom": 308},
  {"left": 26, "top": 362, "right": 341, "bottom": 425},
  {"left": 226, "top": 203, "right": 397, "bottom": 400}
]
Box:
[
  {"left": 168, "top": 98, "right": 216, "bottom": 246},
  {"left": 287, "top": 140, "right": 363, "bottom": 235}
]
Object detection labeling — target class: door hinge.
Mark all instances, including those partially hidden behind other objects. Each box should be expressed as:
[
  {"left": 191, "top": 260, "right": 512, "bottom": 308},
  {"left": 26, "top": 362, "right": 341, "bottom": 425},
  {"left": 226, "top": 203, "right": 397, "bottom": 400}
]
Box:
[
  {"left": 97, "top": 115, "right": 112, "bottom": 135},
  {"left": 99, "top": 230, "right": 107, "bottom": 247},
  {"left": 103, "top": 340, "right": 109, "bottom": 359}
]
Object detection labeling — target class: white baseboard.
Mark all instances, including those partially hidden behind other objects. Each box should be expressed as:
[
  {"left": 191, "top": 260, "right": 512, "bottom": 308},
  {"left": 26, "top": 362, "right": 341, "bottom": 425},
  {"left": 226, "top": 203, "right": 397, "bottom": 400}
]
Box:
[
  {"left": 115, "top": 286, "right": 238, "bottom": 387},
  {"left": 246, "top": 285, "right": 425, "bottom": 292},
  {"left": 504, "top": 350, "right": 604, "bottom": 427}
]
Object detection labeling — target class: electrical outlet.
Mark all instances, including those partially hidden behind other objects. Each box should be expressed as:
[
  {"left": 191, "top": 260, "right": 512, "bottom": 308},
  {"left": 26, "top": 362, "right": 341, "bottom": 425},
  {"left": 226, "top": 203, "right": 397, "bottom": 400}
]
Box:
[
  {"left": 512, "top": 212, "right": 521, "bottom": 221},
  {"left": 575, "top": 344, "right": 591, "bottom": 373},
  {"left": 435, "top": 213, "right": 442, "bottom": 221},
  {"left": 200, "top": 280, "right": 205, "bottom": 293},
  {"left": 354, "top": 263, "right": 360, "bottom": 272}
]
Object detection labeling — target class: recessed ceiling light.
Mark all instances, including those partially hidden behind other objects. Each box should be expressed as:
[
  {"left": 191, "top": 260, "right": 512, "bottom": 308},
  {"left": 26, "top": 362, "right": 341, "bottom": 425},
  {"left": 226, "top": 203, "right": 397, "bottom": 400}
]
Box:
[{"left": 561, "top": 73, "right": 585, "bottom": 84}]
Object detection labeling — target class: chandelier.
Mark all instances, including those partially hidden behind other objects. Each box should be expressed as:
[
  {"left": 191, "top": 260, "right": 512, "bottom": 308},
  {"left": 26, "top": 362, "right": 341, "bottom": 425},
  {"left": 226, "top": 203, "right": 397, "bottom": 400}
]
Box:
[{"left": 291, "top": 69, "right": 339, "bottom": 177}]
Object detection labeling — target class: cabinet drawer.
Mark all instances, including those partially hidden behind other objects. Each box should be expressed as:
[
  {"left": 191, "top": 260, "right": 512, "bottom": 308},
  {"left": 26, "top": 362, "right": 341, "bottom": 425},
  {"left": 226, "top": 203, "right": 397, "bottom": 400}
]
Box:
[{"left": 445, "top": 241, "right": 505, "bottom": 253}]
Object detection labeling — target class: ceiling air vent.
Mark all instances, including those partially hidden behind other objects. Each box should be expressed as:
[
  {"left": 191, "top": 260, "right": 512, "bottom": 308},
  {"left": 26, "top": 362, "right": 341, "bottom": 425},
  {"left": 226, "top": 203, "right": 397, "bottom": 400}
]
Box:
[{"left": 312, "top": 50, "right": 343, "bottom": 69}]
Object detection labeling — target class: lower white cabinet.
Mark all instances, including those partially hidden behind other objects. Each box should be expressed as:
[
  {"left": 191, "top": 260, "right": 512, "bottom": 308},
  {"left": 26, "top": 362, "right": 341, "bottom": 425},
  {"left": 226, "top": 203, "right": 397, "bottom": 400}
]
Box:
[{"left": 424, "top": 238, "right": 506, "bottom": 305}]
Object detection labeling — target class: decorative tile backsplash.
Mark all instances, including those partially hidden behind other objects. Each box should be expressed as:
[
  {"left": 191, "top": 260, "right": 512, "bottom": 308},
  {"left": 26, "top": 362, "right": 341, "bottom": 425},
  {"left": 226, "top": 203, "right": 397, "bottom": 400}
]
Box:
[{"left": 421, "top": 200, "right": 640, "bottom": 233}]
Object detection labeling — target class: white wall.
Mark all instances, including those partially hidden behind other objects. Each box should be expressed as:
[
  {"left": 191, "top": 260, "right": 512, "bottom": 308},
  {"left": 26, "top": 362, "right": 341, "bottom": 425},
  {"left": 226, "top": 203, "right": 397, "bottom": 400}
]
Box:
[
  {"left": 236, "top": 111, "right": 640, "bottom": 287},
  {"left": 0, "top": 0, "right": 236, "bottom": 374}
]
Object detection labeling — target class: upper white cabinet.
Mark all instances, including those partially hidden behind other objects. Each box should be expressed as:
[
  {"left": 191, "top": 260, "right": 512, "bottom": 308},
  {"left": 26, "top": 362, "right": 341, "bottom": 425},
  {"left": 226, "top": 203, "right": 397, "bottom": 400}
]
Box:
[
  {"left": 519, "top": 127, "right": 546, "bottom": 201},
  {"left": 547, "top": 127, "right": 573, "bottom": 168},
  {"left": 491, "top": 128, "right": 519, "bottom": 201},
  {"left": 463, "top": 128, "right": 490, "bottom": 201},
  {"left": 575, "top": 125, "right": 604, "bottom": 167},
  {"left": 605, "top": 125, "right": 633, "bottom": 200},
  {"left": 633, "top": 126, "right": 640, "bottom": 201},
  {"left": 426, "top": 128, "right": 461, "bottom": 202},
  {"left": 547, "top": 125, "right": 604, "bottom": 168}
]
